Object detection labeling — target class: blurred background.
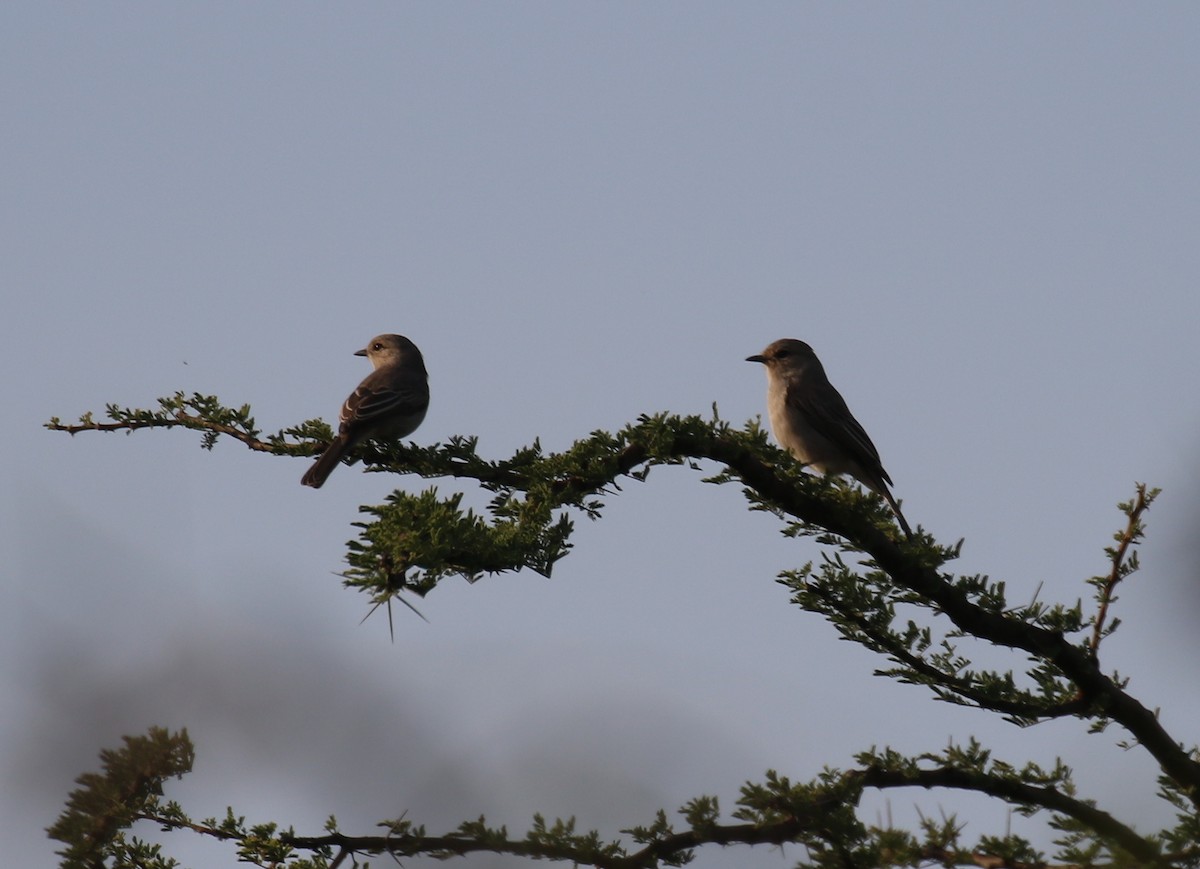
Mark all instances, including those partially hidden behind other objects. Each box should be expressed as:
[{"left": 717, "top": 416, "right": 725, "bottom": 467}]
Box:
[{"left": 4, "top": 4, "right": 1199, "bottom": 866}]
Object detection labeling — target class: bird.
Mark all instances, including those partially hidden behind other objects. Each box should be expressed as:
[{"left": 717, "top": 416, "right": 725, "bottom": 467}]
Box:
[
  {"left": 747, "top": 338, "right": 912, "bottom": 538},
  {"left": 301, "top": 333, "right": 430, "bottom": 489}
]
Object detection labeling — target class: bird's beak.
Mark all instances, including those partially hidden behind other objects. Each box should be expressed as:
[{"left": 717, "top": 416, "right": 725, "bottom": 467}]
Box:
[
  {"left": 746, "top": 354, "right": 766, "bottom": 364},
  {"left": 354, "top": 347, "right": 368, "bottom": 357}
]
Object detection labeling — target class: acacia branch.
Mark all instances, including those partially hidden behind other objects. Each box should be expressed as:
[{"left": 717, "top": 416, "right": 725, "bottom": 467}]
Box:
[
  {"left": 276, "top": 761, "right": 1166, "bottom": 869},
  {"left": 1089, "top": 483, "right": 1152, "bottom": 656},
  {"left": 46, "top": 395, "right": 295, "bottom": 454},
  {"left": 857, "top": 765, "right": 1161, "bottom": 865},
  {"left": 46, "top": 403, "right": 1200, "bottom": 806},
  {"left": 680, "top": 431, "right": 1200, "bottom": 802},
  {"left": 804, "top": 580, "right": 1089, "bottom": 722},
  {"left": 61, "top": 723, "right": 1178, "bottom": 869}
]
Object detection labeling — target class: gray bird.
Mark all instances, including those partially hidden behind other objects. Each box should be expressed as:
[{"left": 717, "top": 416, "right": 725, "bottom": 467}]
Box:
[
  {"left": 747, "top": 338, "right": 911, "bottom": 538},
  {"left": 301, "top": 334, "right": 430, "bottom": 489}
]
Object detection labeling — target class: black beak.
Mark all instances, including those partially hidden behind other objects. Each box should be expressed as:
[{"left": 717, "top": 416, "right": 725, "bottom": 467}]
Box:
[
  {"left": 746, "top": 354, "right": 766, "bottom": 364},
  {"left": 354, "top": 348, "right": 368, "bottom": 357}
]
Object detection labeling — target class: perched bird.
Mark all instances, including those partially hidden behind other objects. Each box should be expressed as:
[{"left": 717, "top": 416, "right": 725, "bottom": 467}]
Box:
[
  {"left": 301, "top": 334, "right": 430, "bottom": 489},
  {"left": 747, "top": 338, "right": 911, "bottom": 538}
]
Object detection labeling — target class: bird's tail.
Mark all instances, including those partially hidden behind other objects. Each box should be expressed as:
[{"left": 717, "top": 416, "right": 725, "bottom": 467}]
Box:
[
  {"left": 880, "top": 488, "right": 913, "bottom": 540},
  {"left": 301, "top": 437, "right": 349, "bottom": 489}
]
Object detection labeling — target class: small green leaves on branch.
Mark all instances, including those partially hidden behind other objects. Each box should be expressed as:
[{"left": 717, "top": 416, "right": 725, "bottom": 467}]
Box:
[
  {"left": 48, "top": 727, "right": 195, "bottom": 869},
  {"left": 53, "top": 729, "right": 1185, "bottom": 869},
  {"left": 47, "top": 394, "right": 1200, "bottom": 867},
  {"left": 47, "top": 392, "right": 320, "bottom": 455},
  {"left": 1086, "top": 483, "right": 1160, "bottom": 656}
]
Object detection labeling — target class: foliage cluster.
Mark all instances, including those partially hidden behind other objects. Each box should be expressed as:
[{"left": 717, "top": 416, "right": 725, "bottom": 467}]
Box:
[{"left": 46, "top": 395, "right": 1196, "bottom": 868}]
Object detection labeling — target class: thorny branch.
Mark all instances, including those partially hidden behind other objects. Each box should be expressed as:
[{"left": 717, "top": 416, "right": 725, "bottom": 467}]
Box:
[
  {"left": 46, "top": 399, "right": 1197, "bottom": 868},
  {"left": 1089, "top": 482, "right": 1154, "bottom": 656},
  {"left": 46, "top": 402, "right": 1200, "bottom": 801}
]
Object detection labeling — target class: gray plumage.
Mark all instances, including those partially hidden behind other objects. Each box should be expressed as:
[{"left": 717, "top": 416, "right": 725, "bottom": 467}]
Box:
[
  {"left": 302, "top": 334, "right": 430, "bottom": 489},
  {"left": 747, "top": 338, "right": 911, "bottom": 538}
]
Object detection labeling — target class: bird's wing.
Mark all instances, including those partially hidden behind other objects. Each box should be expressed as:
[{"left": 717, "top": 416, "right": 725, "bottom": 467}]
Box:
[
  {"left": 343, "top": 383, "right": 426, "bottom": 424},
  {"left": 789, "top": 381, "right": 894, "bottom": 488},
  {"left": 341, "top": 365, "right": 430, "bottom": 426}
]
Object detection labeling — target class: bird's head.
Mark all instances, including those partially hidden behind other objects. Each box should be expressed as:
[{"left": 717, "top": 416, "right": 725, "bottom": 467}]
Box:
[
  {"left": 356, "top": 333, "right": 426, "bottom": 371},
  {"left": 746, "top": 338, "right": 820, "bottom": 374}
]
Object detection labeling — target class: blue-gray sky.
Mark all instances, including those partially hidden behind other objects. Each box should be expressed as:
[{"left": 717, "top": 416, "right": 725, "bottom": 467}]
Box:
[{"left": 4, "top": 4, "right": 1200, "bottom": 867}]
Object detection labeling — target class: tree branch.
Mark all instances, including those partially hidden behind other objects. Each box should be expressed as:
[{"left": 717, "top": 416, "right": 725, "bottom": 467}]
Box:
[
  {"left": 804, "top": 580, "right": 1090, "bottom": 723},
  {"left": 857, "top": 765, "right": 1160, "bottom": 865},
  {"left": 275, "top": 758, "right": 1167, "bottom": 869},
  {"left": 47, "top": 399, "right": 1200, "bottom": 845},
  {"left": 682, "top": 430, "right": 1200, "bottom": 802},
  {"left": 1088, "top": 483, "right": 1154, "bottom": 656}
]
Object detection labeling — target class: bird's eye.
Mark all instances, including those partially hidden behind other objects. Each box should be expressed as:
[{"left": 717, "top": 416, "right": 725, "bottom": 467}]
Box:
[
  {"left": 774, "top": 350, "right": 790, "bottom": 359},
  {"left": 373, "top": 342, "right": 384, "bottom": 351}
]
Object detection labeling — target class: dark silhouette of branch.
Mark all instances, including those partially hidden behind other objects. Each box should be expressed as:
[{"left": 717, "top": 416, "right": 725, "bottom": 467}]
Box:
[
  {"left": 47, "top": 401, "right": 1198, "bottom": 866},
  {"left": 1089, "top": 483, "right": 1153, "bottom": 656},
  {"left": 856, "top": 765, "right": 1160, "bottom": 865},
  {"left": 275, "top": 759, "right": 1166, "bottom": 869},
  {"left": 804, "top": 580, "right": 1091, "bottom": 722},
  {"left": 48, "top": 402, "right": 283, "bottom": 452},
  {"left": 46, "top": 404, "right": 1200, "bottom": 803},
  {"left": 680, "top": 430, "right": 1200, "bottom": 804}
]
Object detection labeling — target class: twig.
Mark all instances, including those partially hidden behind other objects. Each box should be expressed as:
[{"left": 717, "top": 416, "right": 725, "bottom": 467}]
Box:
[{"left": 1089, "top": 483, "right": 1152, "bottom": 656}]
